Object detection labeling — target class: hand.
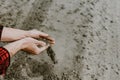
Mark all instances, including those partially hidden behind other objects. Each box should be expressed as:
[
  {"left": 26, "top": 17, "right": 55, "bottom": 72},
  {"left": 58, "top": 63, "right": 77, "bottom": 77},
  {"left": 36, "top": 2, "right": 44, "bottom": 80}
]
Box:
[
  {"left": 1, "top": 27, "right": 55, "bottom": 44},
  {"left": 4, "top": 37, "right": 50, "bottom": 57},
  {"left": 22, "top": 37, "right": 50, "bottom": 54},
  {"left": 28, "top": 29, "right": 55, "bottom": 44}
]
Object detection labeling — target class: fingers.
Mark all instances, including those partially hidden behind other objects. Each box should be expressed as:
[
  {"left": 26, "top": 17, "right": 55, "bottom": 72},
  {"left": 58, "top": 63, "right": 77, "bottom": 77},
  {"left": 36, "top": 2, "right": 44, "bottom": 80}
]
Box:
[
  {"left": 25, "top": 37, "right": 46, "bottom": 46},
  {"left": 29, "top": 29, "right": 55, "bottom": 44},
  {"left": 26, "top": 38, "right": 50, "bottom": 54},
  {"left": 35, "top": 41, "right": 46, "bottom": 46},
  {"left": 36, "top": 44, "right": 50, "bottom": 54},
  {"left": 39, "top": 31, "right": 49, "bottom": 37},
  {"left": 40, "top": 36, "right": 55, "bottom": 44}
]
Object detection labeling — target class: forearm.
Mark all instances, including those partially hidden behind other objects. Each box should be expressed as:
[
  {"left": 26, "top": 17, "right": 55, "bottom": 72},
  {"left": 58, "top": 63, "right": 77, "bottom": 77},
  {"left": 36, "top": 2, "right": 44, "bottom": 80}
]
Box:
[
  {"left": 3, "top": 39, "right": 25, "bottom": 57},
  {"left": 1, "top": 27, "right": 29, "bottom": 41}
]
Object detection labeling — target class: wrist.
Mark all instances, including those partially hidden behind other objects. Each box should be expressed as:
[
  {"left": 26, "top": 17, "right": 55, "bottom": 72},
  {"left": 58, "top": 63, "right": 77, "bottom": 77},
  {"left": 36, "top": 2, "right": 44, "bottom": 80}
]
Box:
[
  {"left": 3, "top": 39, "right": 26, "bottom": 57},
  {"left": 24, "top": 31, "right": 31, "bottom": 37},
  {"left": 20, "top": 38, "right": 28, "bottom": 49}
]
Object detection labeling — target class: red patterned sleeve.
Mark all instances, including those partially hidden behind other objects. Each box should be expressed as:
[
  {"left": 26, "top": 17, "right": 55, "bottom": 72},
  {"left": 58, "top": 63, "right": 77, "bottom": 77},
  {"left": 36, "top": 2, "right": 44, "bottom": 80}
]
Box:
[
  {"left": 0, "top": 25, "right": 10, "bottom": 76},
  {"left": 0, "top": 47, "right": 10, "bottom": 75}
]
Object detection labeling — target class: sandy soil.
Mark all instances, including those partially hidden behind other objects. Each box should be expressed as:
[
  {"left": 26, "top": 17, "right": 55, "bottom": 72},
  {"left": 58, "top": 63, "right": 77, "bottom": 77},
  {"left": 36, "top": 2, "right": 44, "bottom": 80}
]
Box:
[{"left": 0, "top": 0, "right": 120, "bottom": 80}]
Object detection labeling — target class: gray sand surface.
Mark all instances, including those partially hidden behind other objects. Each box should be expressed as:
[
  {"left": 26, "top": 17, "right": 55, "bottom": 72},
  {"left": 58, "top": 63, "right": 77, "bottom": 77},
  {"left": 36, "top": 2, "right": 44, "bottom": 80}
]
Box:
[{"left": 0, "top": 0, "right": 120, "bottom": 80}]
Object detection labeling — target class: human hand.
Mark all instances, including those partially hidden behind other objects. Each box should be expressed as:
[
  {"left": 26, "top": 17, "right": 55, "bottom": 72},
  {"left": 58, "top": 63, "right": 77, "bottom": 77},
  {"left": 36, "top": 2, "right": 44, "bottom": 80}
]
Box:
[
  {"left": 28, "top": 29, "right": 48, "bottom": 38},
  {"left": 28, "top": 29, "right": 55, "bottom": 44},
  {"left": 22, "top": 37, "right": 50, "bottom": 55},
  {"left": 1, "top": 27, "right": 55, "bottom": 44},
  {"left": 4, "top": 37, "right": 50, "bottom": 57}
]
